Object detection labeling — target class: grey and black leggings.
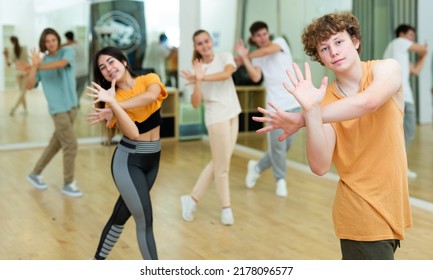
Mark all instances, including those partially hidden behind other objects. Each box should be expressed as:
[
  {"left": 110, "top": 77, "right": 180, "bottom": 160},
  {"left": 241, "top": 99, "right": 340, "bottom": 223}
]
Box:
[{"left": 94, "top": 137, "right": 160, "bottom": 260}]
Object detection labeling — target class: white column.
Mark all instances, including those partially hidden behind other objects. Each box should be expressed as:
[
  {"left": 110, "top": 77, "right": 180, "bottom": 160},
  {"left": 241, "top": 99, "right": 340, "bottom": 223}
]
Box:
[
  {"left": 417, "top": 0, "right": 433, "bottom": 124},
  {"left": 0, "top": 22, "right": 4, "bottom": 91},
  {"left": 178, "top": 0, "right": 201, "bottom": 98}
]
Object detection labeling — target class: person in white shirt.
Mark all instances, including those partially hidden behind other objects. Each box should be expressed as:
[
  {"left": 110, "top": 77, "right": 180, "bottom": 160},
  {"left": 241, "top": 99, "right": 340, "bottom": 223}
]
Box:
[
  {"left": 179, "top": 29, "right": 241, "bottom": 226},
  {"left": 4, "top": 36, "right": 29, "bottom": 116},
  {"left": 142, "top": 33, "right": 172, "bottom": 84},
  {"left": 383, "top": 24, "right": 428, "bottom": 179},
  {"left": 235, "top": 21, "right": 301, "bottom": 197}
]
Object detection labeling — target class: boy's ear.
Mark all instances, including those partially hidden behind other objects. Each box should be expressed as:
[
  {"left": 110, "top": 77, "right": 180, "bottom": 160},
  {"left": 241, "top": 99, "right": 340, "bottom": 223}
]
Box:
[{"left": 352, "top": 37, "right": 360, "bottom": 50}]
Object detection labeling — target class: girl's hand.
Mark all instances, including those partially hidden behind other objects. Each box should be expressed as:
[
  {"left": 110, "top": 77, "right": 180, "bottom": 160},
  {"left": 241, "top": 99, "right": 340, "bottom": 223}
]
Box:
[
  {"left": 86, "top": 107, "right": 114, "bottom": 127},
  {"left": 179, "top": 59, "right": 204, "bottom": 84},
  {"left": 15, "top": 60, "right": 31, "bottom": 72},
  {"left": 192, "top": 59, "right": 204, "bottom": 81},
  {"left": 87, "top": 79, "right": 116, "bottom": 104},
  {"left": 179, "top": 69, "right": 196, "bottom": 84},
  {"left": 29, "top": 48, "right": 44, "bottom": 67}
]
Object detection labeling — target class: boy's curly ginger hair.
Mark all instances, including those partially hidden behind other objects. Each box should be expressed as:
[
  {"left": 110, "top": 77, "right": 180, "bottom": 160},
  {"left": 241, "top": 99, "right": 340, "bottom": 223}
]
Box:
[{"left": 301, "top": 12, "right": 362, "bottom": 65}]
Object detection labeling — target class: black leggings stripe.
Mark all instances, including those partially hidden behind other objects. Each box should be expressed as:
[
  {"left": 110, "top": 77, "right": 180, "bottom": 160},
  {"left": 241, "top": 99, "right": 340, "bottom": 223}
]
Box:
[
  {"left": 98, "top": 225, "right": 124, "bottom": 258},
  {"left": 94, "top": 139, "right": 160, "bottom": 260}
]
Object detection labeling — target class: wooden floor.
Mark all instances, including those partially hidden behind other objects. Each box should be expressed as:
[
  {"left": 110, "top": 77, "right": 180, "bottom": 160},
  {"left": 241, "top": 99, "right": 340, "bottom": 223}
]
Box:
[
  {"left": 0, "top": 139, "right": 432, "bottom": 260},
  {"left": 0, "top": 87, "right": 432, "bottom": 260}
]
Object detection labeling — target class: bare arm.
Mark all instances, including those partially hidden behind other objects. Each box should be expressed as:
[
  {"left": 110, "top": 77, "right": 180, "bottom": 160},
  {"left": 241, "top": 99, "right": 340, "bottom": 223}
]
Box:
[
  {"left": 254, "top": 59, "right": 403, "bottom": 142},
  {"left": 25, "top": 65, "right": 37, "bottom": 89},
  {"left": 202, "top": 64, "right": 235, "bottom": 82},
  {"left": 179, "top": 59, "right": 203, "bottom": 109},
  {"left": 409, "top": 42, "right": 428, "bottom": 76},
  {"left": 191, "top": 62, "right": 236, "bottom": 108},
  {"left": 25, "top": 48, "right": 72, "bottom": 88},
  {"left": 284, "top": 62, "right": 335, "bottom": 174},
  {"left": 37, "top": 58, "right": 69, "bottom": 70},
  {"left": 190, "top": 82, "right": 202, "bottom": 109},
  {"left": 257, "top": 99, "right": 335, "bottom": 175},
  {"left": 3, "top": 48, "right": 11, "bottom": 66},
  {"left": 248, "top": 42, "right": 282, "bottom": 59},
  {"left": 87, "top": 80, "right": 140, "bottom": 140},
  {"left": 86, "top": 83, "right": 163, "bottom": 127},
  {"left": 235, "top": 39, "right": 262, "bottom": 83},
  {"left": 320, "top": 59, "right": 403, "bottom": 123},
  {"left": 409, "top": 42, "right": 428, "bottom": 56},
  {"left": 25, "top": 48, "right": 42, "bottom": 89},
  {"left": 304, "top": 111, "right": 336, "bottom": 175},
  {"left": 306, "top": 59, "right": 402, "bottom": 174},
  {"left": 118, "top": 83, "right": 162, "bottom": 109}
]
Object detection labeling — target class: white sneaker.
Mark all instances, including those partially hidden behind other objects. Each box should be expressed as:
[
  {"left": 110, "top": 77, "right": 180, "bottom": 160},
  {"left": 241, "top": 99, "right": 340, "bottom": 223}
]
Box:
[
  {"left": 62, "top": 181, "right": 83, "bottom": 197},
  {"left": 181, "top": 195, "right": 196, "bottom": 222},
  {"left": 276, "top": 179, "right": 288, "bottom": 197},
  {"left": 245, "top": 160, "right": 260, "bottom": 188},
  {"left": 221, "top": 208, "right": 234, "bottom": 226},
  {"left": 407, "top": 169, "right": 417, "bottom": 179}
]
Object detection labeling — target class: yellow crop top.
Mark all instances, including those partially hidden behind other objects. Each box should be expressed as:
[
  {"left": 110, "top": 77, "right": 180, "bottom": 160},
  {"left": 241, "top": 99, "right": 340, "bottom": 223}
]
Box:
[{"left": 107, "top": 73, "right": 167, "bottom": 128}]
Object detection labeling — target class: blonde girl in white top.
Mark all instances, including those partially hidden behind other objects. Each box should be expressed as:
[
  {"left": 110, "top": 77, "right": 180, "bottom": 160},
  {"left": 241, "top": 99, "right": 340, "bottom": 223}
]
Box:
[{"left": 180, "top": 29, "right": 241, "bottom": 225}]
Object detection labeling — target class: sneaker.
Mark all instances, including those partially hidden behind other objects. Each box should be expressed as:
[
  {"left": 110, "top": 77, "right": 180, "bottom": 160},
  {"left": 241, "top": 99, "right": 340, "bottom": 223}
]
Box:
[
  {"left": 407, "top": 169, "right": 417, "bottom": 179},
  {"left": 221, "top": 208, "right": 234, "bottom": 226},
  {"left": 27, "top": 173, "right": 47, "bottom": 190},
  {"left": 245, "top": 160, "right": 260, "bottom": 188},
  {"left": 62, "top": 181, "right": 83, "bottom": 197},
  {"left": 181, "top": 195, "right": 196, "bottom": 222},
  {"left": 276, "top": 179, "right": 288, "bottom": 197}
]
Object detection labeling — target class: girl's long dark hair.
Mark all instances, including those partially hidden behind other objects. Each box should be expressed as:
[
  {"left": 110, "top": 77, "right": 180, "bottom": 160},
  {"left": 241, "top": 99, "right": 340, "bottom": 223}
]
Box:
[
  {"left": 10, "top": 36, "right": 21, "bottom": 59},
  {"left": 92, "top": 46, "right": 138, "bottom": 143},
  {"left": 93, "top": 46, "right": 137, "bottom": 91}
]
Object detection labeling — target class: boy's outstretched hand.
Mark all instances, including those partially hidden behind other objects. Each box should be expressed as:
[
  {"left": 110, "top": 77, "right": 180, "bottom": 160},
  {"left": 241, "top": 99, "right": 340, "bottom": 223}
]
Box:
[
  {"left": 253, "top": 102, "right": 304, "bottom": 142},
  {"left": 253, "top": 62, "right": 328, "bottom": 141},
  {"left": 283, "top": 62, "right": 328, "bottom": 111}
]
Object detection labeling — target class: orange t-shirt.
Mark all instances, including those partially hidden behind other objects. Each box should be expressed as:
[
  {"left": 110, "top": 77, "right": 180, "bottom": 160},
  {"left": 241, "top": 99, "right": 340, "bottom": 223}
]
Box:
[
  {"left": 322, "top": 60, "right": 412, "bottom": 241},
  {"left": 108, "top": 73, "right": 167, "bottom": 128}
]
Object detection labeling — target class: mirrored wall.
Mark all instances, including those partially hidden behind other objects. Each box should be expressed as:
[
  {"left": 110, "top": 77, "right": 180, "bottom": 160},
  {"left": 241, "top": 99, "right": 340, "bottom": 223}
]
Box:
[
  {"left": 1, "top": 0, "right": 432, "bottom": 203},
  {"left": 0, "top": 0, "right": 179, "bottom": 144}
]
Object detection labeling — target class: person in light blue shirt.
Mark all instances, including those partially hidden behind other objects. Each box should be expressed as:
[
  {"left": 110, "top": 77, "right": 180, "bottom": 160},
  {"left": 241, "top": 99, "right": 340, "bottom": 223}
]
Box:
[
  {"left": 35, "top": 43, "right": 77, "bottom": 114},
  {"left": 25, "top": 27, "right": 82, "bottom": 197}
]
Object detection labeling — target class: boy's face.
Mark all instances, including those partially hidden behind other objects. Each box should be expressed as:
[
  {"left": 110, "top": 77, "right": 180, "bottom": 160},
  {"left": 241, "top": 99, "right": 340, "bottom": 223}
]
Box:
[
  {"left": 317, "top": 31, "right": 360, "bottom": 72},
  {"left": 251, "top": 28, "right": 271, "bottom": 48},
  {"left": 400, "top": 30, "right": 416, "bottom": 42}
]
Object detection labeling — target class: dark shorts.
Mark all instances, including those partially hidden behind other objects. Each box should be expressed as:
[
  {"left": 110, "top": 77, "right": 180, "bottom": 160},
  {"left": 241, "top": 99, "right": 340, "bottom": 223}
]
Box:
[{"left": 340, "top": 239, "right": 400, "bottom": 260}]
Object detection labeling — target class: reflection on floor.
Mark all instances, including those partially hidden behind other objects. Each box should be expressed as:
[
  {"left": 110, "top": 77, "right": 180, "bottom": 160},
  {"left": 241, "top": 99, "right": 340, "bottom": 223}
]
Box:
[{"left": 0, "top": 87, "right": 101, "bottom": 144}]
